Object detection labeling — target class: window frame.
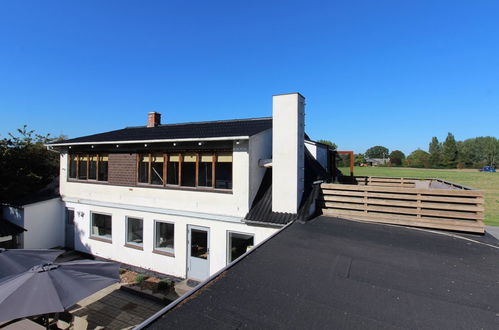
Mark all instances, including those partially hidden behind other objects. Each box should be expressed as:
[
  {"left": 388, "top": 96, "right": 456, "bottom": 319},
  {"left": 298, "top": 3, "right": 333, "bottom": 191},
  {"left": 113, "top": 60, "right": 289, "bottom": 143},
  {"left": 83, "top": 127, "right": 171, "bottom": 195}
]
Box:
[
  {"left": 153, "top": 220, "right": 175, "bottom": 257},
  {"left": 136, "top": 151, "right": 232, "bottom": 191},
  {"left": 68, "top": 153, "right": 109, "bottom": 183},
  {"left": 89, "top": 211, "right": 113, "bottom": 243},
  {"left": 226, "top": 230, "right": 254, "bottom": 264},
  {"left": 125, "top": 216, "right": 144, "bottom": 250}
]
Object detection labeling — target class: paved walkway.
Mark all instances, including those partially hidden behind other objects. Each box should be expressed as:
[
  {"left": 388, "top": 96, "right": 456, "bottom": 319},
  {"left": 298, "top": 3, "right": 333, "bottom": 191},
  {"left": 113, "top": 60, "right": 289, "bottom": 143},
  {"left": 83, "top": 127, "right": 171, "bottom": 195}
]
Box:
[{"left": 69, "top": 283, "right": 166, "bottom": 329}]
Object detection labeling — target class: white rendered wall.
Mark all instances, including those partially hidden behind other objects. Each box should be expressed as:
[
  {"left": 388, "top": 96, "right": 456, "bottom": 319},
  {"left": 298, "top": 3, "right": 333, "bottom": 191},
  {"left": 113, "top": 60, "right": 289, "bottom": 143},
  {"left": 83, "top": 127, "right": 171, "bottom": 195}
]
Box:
[
  {"left": 272, "top": 93, "right": 305, "bottom": 213},
  {"left": 59, "top": 141, "right": 251, "bottom": 218},
  {"left": 248, "top": 128, "right": 272, "bottom": 206},
  {"left": 65, "top": 201, "right": 278, "bottom": 278},
  {"left": 2, "top": 199, "right": 64, "bottom": 249},
  {"left": 305, "top": 140, "right": 328, "bottom": 169}
]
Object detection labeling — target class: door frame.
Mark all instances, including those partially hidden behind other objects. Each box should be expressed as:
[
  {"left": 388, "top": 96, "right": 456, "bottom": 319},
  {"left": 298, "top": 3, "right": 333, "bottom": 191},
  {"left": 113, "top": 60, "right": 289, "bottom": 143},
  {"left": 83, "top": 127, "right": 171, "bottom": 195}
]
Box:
[{"left": 186, "top": 224, "right": 210, "bottom": 281}]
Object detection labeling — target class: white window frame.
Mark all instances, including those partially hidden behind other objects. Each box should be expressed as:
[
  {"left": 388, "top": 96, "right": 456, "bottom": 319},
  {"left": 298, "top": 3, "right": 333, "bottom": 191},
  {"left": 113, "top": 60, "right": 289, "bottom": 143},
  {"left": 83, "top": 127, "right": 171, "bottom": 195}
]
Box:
[
  {"left": 89, "top": 211, "right": 113, "bottom": 242},
  {"left": 226, "top": 231, "right": 254, "bottom": 264},
  {"left": 154, "top": 220, "right": 175, "bottom": 256},
  {"left": 125, "top": 216, "right": 144, "bottom": 248}
]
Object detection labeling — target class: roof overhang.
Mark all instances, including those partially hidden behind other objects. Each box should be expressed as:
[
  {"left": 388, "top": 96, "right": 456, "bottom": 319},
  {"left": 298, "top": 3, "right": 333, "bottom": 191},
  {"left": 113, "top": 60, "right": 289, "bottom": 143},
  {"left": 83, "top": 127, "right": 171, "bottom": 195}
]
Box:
[{"left": 46, "top": 136, "right": 250, "bottom": 148}]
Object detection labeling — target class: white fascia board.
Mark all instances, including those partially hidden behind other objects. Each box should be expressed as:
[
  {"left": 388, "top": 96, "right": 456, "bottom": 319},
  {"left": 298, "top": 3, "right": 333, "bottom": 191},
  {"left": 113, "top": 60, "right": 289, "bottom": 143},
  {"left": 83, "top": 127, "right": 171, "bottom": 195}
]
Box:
[
  {"left": 47, "top": 136, "right": 250, "bottom": 147},
  {"left": 62, "top": 197, "right": 244, "bottom": 223}
]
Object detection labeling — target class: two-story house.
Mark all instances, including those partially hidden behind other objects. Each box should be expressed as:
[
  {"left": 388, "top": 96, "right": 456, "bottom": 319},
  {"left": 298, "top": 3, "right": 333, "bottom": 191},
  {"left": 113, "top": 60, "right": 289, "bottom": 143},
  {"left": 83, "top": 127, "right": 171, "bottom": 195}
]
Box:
[{"left": 48, "top": 93, "right": 329, "bottom": 281}]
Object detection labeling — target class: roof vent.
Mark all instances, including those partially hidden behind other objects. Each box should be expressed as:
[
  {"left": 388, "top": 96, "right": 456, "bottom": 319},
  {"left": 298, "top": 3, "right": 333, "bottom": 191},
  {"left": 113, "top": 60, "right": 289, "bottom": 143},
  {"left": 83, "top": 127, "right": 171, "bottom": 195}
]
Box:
[{"left": 147, "top": 112, "right": 161, "bottom": 127}]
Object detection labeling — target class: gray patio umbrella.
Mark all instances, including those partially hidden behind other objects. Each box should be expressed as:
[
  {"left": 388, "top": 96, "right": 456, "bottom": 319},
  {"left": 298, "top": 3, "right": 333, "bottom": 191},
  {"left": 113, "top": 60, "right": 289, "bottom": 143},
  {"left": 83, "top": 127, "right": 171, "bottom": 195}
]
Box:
[
  {"left": 0, "top": 259, "right": 119, "bottom": 323},
  {"left": 0, "top": 248, "right": 64, "bottom": 279}
]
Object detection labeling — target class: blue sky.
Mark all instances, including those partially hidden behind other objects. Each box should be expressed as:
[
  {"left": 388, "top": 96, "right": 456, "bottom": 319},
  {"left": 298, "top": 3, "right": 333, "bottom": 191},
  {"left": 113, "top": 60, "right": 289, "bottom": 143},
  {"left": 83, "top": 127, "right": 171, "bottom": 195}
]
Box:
[{"left": 0, "top": 1, "right": 498, "bottom": 154}]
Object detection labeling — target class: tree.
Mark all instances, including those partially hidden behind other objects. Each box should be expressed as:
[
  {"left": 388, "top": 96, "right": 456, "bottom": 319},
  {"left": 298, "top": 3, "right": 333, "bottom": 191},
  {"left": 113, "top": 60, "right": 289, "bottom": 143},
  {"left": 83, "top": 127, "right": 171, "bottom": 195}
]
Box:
[
  {"left": 317, "top": 139, "right": 337, "bottom": 150},
  {"left": 354, "top": 153, "right": 366, "bottom": 165},
  {"left": 406, "top": 149, "right": 430, "bottom": 168},
  {"left": 365, "top": 146, "right": 389, "bottom": 159},
  {"left": 0, "top": 126, "right": 62, "bottom": 203},
  {"left": 428, "top": 136, "right": 442, "bottom": 168},
  {"left": 389, "top": 150, "right": 405, "bottom": 166},
  {"left": 442, "top": 132, "right": 458, "bottom": 168}
]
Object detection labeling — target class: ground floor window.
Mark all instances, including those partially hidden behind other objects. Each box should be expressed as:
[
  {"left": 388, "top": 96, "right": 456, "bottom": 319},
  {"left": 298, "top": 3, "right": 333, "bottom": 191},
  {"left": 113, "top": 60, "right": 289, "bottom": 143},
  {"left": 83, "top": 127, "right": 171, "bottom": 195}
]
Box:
[
  {"left": 66, "top": 208, "right": 74, "bottom": 225},
  {"left": 91, "top": 213, "right": 112, "bottom": 241},
  {"left": 227, "top": 232, "right": 254, "bottom": 263},
  {"left": 126, "top": 217, "right": 143, "bottom": 247},
  {"left": 154, "top": 221, "right": 174, "bottom": 255}
]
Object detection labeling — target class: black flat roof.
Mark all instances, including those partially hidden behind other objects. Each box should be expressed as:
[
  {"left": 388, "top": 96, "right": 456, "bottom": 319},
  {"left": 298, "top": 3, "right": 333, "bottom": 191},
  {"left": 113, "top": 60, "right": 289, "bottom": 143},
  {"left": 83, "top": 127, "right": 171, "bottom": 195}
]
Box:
[
  {"left": 50, "top": 117, "right": 272, "bottom": 145},
  {"left": 146, "top": 216, "right": 499, "bottom": 329}
]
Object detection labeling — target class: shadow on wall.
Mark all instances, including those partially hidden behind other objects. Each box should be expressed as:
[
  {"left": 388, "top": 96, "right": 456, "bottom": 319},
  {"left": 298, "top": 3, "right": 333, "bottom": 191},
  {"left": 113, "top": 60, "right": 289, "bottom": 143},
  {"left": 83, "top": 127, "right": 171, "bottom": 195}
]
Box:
[{"left": 74, "top": 221, "right": 93, "bottom": 255}]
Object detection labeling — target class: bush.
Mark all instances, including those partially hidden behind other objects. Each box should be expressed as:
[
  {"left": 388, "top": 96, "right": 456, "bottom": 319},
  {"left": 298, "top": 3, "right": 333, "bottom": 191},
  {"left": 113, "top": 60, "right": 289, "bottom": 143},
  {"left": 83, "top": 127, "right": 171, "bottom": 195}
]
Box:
[
  {"left": 157, "top": 279, "right": 172, "bottom": 291},
  {"left": 135, "top": 274, "right": 149, "bottom": 283},
  {"left": 119, "top": 268, "right": 127, "bottom": 275}
]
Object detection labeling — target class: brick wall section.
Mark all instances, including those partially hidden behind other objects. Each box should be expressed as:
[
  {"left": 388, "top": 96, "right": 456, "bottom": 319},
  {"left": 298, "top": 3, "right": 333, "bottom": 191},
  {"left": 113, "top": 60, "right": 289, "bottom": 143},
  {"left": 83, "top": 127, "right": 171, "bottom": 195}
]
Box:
[{"left": 108, "top": 153, "right": 137, "bottom": 186}]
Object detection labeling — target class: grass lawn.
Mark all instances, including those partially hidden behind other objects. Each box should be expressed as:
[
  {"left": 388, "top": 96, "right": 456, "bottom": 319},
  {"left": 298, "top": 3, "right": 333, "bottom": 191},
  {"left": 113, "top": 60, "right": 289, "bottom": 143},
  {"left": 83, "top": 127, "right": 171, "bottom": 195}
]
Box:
[{"left": 338, "top": 166, "right": 499, "bottom": 226}]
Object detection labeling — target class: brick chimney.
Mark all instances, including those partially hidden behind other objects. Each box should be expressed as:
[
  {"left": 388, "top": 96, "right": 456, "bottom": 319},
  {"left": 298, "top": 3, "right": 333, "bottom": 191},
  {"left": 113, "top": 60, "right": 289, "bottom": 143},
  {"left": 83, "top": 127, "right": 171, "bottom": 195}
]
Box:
[{"left": 147, "top": 112, "right": 161, "bottom": 127}]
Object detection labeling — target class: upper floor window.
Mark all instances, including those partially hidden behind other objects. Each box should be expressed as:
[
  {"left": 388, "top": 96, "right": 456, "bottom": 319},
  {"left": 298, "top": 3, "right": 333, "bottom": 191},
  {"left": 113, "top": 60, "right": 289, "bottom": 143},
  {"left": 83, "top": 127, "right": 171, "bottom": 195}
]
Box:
[
  {"left": 137, "top": 151, "right": 232, "bottom": 190},
  {"left": 69, "top": 153, "right": 108, "bottom": 182}
]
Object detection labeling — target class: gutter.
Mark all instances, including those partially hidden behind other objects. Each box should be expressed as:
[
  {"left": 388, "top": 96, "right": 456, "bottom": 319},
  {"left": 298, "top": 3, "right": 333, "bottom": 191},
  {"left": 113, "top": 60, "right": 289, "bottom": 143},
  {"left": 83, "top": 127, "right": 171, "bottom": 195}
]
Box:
[{"left": 134, "top": 220, "right": 294, "bottom": 329}]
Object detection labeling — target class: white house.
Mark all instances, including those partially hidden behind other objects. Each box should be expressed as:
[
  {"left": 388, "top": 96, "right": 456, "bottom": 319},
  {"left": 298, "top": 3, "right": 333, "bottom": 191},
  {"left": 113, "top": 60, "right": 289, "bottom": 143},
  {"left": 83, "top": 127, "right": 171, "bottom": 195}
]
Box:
[{"left": 48, "top": 93, "right": 330, "bottom": 281}]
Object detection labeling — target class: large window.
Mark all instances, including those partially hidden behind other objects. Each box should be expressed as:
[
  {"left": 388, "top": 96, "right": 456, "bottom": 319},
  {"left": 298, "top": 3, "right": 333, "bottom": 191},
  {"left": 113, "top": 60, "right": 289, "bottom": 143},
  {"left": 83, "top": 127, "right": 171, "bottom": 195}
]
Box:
[
  {"left": 154, "top": 221, "right": 174, "bottom": 255},
  {"left": 126, "top": 217, "right": 143, "bottom": 247},
  {"left": 91, "top": 213, "right": 112, "bottom": 241},
  {"left": 69, "top": 153, "right": 108, "bottom": 182},
  {"left": 228, "top": 232, "right": 254, "bottom": 263},
  {"left": 137, "top": 151, "right": 232, "bottom": 190}
]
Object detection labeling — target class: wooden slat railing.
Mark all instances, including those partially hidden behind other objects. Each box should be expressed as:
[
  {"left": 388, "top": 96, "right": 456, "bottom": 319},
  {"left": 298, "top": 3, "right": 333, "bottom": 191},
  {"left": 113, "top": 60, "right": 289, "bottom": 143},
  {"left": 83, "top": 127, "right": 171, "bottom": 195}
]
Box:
[{"left": 320, "top": 181, "right": 485, "bottom": 233}]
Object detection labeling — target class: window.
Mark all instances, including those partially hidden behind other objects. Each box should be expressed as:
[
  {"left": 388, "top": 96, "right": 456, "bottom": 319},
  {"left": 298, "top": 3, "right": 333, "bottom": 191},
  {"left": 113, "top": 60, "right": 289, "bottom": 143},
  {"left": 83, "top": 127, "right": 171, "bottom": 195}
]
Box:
[
  {"left": 181, "top": 153, "right": 196, "bottom": 187},
  {"left": 126, "top": 217, "right": 143, "bottom": 247},
  {"left": 68, "top": 153, "right": 108, "bottom": 182},
  {"left": 216, "top": 153, "right": 233, "bottom": 189},
  {"left": 228, "top": 232, "right": 254, "bottom": 263},
  {"left": 136, "top": 151, "right": 232, "bottom": 190},
  {"left": 91, "top": 213, "right": 112, "bottom": 241},
  {"left": 198, "top": 154, "right": 213, "bottom": 187},
  {"left": 167, "top": 154, "right": 179, "bottom": 185},
  {"left": 155, "top": 221, "right": 174, "bottom": 254}
]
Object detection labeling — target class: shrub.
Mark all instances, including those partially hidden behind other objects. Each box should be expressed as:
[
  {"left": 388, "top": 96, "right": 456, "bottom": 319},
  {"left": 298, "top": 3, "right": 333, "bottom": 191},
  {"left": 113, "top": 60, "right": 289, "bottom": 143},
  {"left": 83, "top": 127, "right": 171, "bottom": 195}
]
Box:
[
  {"left": 135, "top": 274, "right": 149, "bottom": 283},
  {"left": 157, "top": 279, "right": 172, "bottom": 291},
  {"left": 119, "top": 268, "right": 127, "bottom": 275}
]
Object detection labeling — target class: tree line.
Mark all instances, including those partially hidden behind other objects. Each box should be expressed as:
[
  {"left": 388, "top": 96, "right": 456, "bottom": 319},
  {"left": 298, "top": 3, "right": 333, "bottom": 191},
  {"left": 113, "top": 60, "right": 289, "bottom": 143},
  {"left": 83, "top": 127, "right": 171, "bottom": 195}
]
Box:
[
  {"left": 0, "top": 126, "right": 62, "bottom": 203},
  {"left": 323, "top": 134, "right": 499, "bottom": 169}
]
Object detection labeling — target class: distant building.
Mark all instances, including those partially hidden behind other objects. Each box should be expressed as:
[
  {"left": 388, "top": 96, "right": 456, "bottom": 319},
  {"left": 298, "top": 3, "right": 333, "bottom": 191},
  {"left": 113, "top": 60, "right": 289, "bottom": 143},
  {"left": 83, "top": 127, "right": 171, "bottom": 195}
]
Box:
[{"left": 365, "top": 158, "right": 390, "bottom": 166}]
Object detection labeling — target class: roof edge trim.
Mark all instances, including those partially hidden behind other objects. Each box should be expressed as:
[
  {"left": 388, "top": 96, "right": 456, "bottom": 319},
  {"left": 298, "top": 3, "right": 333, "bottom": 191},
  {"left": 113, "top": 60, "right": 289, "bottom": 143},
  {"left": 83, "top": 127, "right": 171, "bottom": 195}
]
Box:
[{"left": 47, "top": 136, "right": 250, "bottom": 147}]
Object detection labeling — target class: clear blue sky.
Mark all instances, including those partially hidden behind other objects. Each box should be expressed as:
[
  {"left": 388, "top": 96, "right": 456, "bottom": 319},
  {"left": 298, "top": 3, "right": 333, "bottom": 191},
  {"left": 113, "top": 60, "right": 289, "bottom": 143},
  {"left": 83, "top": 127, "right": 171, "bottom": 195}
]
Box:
[{"left": 1, "top": 1, "right": 498, "bottom": 155}]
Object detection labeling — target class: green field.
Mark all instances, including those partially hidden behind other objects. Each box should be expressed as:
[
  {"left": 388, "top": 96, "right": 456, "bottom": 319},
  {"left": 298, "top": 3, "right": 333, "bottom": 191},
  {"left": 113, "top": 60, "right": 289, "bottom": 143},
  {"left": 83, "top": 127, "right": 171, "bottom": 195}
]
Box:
[{"left": 338, "top": 166, "right": 499, "bottom": 226}]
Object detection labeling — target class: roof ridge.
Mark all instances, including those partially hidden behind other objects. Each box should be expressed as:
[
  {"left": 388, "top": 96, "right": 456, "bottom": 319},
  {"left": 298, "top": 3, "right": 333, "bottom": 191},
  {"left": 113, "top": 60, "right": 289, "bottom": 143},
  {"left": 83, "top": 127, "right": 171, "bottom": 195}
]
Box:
[{"left": 124, "top": 116, "right": 272, "bottom": 129}]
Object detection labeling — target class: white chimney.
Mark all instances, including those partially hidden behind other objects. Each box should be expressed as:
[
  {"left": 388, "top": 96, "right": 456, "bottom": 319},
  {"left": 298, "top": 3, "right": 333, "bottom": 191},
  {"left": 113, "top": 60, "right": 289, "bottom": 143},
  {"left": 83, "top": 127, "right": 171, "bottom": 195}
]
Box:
[{"left": 272, "top": 93, "right": 305, "bottom": 213}]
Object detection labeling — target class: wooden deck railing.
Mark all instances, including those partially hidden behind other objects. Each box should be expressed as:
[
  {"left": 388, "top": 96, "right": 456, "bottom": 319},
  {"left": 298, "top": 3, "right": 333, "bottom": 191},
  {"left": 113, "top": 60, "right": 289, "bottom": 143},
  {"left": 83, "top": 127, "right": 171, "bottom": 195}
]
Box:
[{"left": 320, "top": 180, "right": 485, "bottom": 233}]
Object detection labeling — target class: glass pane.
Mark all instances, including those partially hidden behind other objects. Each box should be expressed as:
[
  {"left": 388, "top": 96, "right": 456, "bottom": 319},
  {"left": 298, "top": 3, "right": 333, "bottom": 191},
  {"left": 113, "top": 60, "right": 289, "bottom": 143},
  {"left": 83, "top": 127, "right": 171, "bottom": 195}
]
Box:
[
  {"left": 91, "top": 213, "right": 112, "bottom": 239},
  {"left": 191, "top": 229, "right": 208, "bottom": 259},
  {"left": 69, "top": 155, "right": 77, "bottom": 178},
  {"left": 127, "top": 217, "right": 143, "bottom": 245},
  {"left": 155, "top": 222, "right": 174, "bottom": 252},
  {"left": 167, "top": 155, "right": 179, "bottom": 185},
  {"left": 98, "top": 154, "right": 108, "bottom": 181},
  {"left": 215, "top": 153, "right": 232, "bottom": 189},
  {"left": 138, "top": 154, "right": 149, "bottom": 183},
  {"left": 66, "top": 209, "right": 74, "bottom": 225},
  {"left": 151, "top": 153, "right": 164, "bottom": 185},
  {"left": 88, "top": 154, "right": 97, "bottom": 180},
  {"left": 198, "top": 154, "right": 212, "bottom": 187},
  {"left": 181, "top": 153, "right": 196, "bottom": 187},
  {"left": 78, "top": 155, "right": 88, "bottom": 180},
  {"left": 229, "top": 233, "right": 254, "bottom": 262}
]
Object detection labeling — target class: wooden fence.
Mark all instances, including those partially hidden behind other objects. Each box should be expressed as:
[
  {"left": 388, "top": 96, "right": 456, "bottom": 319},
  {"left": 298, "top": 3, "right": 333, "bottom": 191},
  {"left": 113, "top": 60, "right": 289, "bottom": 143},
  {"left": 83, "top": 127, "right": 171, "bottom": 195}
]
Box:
[{"left": 320, "top": 179, "right": 485, "bottom": 233}]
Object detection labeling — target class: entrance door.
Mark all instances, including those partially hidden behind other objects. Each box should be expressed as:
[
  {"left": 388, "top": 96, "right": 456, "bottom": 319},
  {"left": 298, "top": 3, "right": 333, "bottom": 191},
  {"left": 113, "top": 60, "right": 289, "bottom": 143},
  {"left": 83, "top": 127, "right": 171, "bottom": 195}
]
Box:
[
  {"left": 65, "top": 208, "right": 75, "bottom": 249},
  {"left": 187, "top": 225, "right": 210, "bottom": 281}
]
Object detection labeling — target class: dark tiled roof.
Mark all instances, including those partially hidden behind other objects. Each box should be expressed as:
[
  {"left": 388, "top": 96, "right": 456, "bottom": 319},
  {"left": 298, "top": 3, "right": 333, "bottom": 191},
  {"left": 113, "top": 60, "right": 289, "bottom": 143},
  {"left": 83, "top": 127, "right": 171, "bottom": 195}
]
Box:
[
  {"left": 244, "top": 149, "right": 328, "bottom": 225},
  {"left": 145, "top": 216, "right": 499, "bottom": 329},
  {"left": 50, "top": 117, "right": 272, "bottom": 145},
  {"left": 0, "top": 219, "right": 26, "bottom": 236}
]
